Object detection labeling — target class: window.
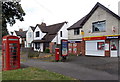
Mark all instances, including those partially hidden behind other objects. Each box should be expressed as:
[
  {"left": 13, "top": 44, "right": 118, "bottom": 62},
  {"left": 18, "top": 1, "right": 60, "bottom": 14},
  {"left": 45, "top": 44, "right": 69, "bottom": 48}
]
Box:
[
  {"left": 28, "top": 32, "right": 32, "bottom": 38},
  {"left": 74, "top": 29, "right": 79, "bottom": 35},
  {"left": 111, "top": 41, "right": 117, "bottom": 50},
  {"left": 60, "top": 31, "right": 62, "bottom": 37},
  {"left": 92, "top": 21, "right": 106, "bottom": 32},
  {"left": 36, "top": 31, "right": 39, "bottom": 37},
  {"left": 35, "top": 43, "right": 40, "bottom": 49}
]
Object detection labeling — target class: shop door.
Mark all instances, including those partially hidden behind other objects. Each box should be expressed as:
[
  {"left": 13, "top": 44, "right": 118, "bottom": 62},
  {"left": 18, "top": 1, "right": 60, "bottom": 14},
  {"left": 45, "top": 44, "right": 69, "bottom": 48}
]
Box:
[{"left": 110, "top": 40, "right": 118, "bottom": 57}]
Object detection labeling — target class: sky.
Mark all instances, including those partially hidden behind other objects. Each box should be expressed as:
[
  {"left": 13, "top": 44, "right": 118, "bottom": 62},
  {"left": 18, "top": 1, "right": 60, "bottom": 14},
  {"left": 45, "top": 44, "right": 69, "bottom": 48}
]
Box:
[{"left": 7, "top": 0, "right": 120, "bottom": 32}]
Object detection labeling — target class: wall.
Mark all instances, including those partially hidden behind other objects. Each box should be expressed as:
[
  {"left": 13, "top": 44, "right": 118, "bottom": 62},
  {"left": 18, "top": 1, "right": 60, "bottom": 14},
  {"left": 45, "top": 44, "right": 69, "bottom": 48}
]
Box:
[
  {"left": 83, "top": 7, "right": 119, "bottom": 37},
  {"left": 34, "top": 26, "right": 46, "bottom": 40},
  {"left": 49, "top": 42, "right": 55, "bottom": 53},
  {"left": 105, "top": 40, "right": 110, "bottom": 57},
  {"left": 26, "top": 27, "right": 34, "bottom": 47},
  {"left": 68, "top": 29, "right": 83, "bottom": 39}
]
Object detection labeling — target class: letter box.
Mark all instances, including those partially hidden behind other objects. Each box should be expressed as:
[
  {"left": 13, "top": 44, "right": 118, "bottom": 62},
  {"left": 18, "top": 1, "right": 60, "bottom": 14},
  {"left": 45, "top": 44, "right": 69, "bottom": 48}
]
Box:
[
  {"left": 55, "top": 48, "right": 60, "bottom": 62},
  {"left": 2, "top": 35, "right": 20, "bottom": 71}
]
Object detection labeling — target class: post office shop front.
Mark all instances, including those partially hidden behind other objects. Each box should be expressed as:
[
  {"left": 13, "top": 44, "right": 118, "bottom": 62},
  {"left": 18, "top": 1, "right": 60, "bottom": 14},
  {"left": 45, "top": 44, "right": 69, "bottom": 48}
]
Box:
[{"left": 82, "top": 35, "right": 120, "bottom": 57}]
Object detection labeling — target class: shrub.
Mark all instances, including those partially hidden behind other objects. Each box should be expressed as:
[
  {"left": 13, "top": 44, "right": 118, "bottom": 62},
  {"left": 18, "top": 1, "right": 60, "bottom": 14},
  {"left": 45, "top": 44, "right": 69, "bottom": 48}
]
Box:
[
  {"left": 28, "top": 51, "right": 39, "bottom": 58},
  {"left": 45, "top": 48, "right": 50, "bottom": 53}
]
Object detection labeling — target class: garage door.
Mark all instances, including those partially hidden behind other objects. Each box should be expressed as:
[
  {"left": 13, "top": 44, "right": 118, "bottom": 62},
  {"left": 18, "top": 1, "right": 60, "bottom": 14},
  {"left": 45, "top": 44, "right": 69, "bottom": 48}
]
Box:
[{"left": 85, "top": 40, "right": 105, "bottom": 56}]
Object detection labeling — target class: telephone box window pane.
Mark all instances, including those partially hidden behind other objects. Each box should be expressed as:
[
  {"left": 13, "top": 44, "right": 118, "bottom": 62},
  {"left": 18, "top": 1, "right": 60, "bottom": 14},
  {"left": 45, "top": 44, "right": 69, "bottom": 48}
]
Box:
[
  {"left": 9, "top": 43, "right": 17, "bottom": 46},
  {"left": 9, "top": 43, "right": 17, "bottom": 55}
]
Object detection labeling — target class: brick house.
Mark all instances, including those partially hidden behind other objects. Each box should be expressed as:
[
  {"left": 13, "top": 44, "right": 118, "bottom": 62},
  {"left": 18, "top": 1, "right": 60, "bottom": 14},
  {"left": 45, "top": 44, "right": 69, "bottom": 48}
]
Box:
[
  {"left": 67, "top": 2, "right": 120, "bottom": 57},
  {"left": 32, "top": 22, "right": 68, "bottom": 53}
]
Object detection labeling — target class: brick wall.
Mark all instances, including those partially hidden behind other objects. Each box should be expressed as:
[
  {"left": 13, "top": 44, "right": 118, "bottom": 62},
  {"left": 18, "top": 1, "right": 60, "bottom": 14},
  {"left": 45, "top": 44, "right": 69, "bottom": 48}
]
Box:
[
  {"left": 77, "top": 43, "right": 81, "bottom": 55},
  {"left": 105, "top": 40, "right": 110, "bottom": 57},
  {"left": 49, "top": 42, "right": 54, "bottom": 53},
  {"left": 81, "top": 41, "right": 85, "bottom": 56}
]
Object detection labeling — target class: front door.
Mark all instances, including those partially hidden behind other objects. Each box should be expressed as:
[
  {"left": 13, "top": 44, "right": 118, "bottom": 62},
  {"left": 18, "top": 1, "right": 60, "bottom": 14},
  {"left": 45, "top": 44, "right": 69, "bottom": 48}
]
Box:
[{"left": 110, "top": 40, "right": 118, "bottom": 57}]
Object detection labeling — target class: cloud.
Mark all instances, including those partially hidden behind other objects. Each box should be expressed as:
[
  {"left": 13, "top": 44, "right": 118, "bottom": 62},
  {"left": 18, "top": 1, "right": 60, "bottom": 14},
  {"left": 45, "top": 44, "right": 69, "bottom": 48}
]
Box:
[{"left": 7, "top": 0, "right": 119, "bottom": 32}]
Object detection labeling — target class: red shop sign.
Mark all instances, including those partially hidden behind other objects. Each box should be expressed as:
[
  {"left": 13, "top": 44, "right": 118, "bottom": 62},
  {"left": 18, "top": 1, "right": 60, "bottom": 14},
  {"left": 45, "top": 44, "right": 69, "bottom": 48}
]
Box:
[{"left": 83, "top": 36, "right": 106, "bottom": 41}]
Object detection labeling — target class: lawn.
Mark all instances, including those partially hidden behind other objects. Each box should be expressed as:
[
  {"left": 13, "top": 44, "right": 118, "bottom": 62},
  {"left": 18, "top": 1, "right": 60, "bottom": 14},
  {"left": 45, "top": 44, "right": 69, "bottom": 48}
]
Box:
[{"left": 2, "top": 67, "right": 75, "bottom": 80}]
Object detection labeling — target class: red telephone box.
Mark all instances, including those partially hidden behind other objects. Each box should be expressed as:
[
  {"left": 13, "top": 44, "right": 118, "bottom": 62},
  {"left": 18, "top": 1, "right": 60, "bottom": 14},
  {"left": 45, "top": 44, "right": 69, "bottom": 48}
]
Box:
[{"left": 2, "top": 35, "right": 20, "bottom": 71}]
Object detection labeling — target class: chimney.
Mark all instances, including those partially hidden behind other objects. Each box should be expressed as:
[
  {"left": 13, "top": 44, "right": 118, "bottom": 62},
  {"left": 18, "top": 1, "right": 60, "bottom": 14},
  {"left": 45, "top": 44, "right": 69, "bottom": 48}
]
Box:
[
  {"left": 40, "top": 22, "right": 46, "bottom": 27},
  {"left": 19, "top": 28, "right": 23, "bottom": 32}
]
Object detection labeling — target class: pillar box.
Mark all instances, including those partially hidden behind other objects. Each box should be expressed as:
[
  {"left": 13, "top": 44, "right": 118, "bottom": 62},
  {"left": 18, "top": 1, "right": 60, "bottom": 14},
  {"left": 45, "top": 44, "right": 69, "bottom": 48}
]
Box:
[{"left": 55, "top": 48, "right": 60, "bottom": 62}]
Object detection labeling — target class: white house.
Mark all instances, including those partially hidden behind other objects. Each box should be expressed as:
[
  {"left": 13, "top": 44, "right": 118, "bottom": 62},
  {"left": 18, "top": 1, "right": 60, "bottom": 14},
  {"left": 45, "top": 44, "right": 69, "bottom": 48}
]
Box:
[
  {"left": 32, "top": 22, "right": 68, "bottom": 53},
  {"left": 26, "top": 26, "right": 35, "bottom": 48}
]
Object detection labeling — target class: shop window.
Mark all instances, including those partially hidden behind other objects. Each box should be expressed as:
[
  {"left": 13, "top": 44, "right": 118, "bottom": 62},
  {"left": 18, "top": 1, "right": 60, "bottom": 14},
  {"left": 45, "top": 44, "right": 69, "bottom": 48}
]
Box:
[
  {"left": 97, "top": 42, "right": 105, "bottom": 50},
  {"left": 73, "top": 43, "right": 77, "bottom": 47},
  {"left": 92, "top": 21, "right": 106, "bottom": 32},
  {"left": 74, "top": 28, "right": 79, "bottom": 35},
  {"left": 68, "top": 43, "right": 72, "bottom": 47}
]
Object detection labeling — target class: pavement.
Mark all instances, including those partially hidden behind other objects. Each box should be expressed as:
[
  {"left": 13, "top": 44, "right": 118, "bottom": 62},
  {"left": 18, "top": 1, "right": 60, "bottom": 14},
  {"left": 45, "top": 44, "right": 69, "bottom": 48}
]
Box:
[
  {"left": 21, "top": 54, "right": 119, "bottom": 81},
  {"left": 0, "top": 50, "right": 2, "bottom": 81}
]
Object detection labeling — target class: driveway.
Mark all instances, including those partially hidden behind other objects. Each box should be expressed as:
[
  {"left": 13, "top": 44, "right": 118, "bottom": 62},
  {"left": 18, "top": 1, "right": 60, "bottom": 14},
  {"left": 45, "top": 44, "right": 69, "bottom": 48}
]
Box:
[{"left": 21, "top": 54, "right": 119, "bottom": 81}]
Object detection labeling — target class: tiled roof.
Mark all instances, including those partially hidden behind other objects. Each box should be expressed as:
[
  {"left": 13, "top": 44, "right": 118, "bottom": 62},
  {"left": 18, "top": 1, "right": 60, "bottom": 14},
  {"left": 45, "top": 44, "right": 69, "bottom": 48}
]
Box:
[
  {"left": 67, "top": 16, "right": 87, "bottom": 30},
  {"left": 15, "top": 30, "right": 27, "bottom": 38},
  {"left": 67, "top": 2, "right": 120, "bottom": 30},
  {"left": 36, "top": 24, "right": 48, "bottom": 33},
  {"left": 47, "top": 22, "right": 67, "bottom": 34},
  {"left": 30, "top": 26, "right": 35, "bottom": 31},
  {"left": 32, "top": 22, "right": 67, "bottom": 43}
]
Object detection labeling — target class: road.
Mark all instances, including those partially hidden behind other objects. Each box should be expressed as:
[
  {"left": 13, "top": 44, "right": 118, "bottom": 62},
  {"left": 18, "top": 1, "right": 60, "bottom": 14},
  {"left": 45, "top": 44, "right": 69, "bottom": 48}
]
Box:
[{"left": 21, "top": 55, "right": 119, "bottom": 81}]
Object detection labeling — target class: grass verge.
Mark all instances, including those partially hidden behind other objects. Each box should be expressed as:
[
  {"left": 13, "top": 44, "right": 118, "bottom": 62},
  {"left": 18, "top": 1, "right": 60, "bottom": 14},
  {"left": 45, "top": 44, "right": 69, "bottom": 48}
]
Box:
[{"left": 2, "top": 67, "right": 75, "bottom": 80}]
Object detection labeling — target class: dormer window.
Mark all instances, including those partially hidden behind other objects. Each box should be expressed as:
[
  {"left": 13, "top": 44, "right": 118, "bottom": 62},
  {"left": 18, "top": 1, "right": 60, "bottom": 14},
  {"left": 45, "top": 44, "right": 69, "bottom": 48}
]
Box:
[
  {"left": 36, "top": 31, "right": 39, "bottom": 37},
  {"left": 92, "top": 21, "right": 106, "bottom": 32}
]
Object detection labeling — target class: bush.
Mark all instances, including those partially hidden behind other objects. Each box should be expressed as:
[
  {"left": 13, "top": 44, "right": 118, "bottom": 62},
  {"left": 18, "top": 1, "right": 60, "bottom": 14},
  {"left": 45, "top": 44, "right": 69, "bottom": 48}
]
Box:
[
  {"left": 28, "top": 51, "right": 39, "bottom": 58},
  {"left": 45, "top": 48, "right": 50, "bottom": 53}
]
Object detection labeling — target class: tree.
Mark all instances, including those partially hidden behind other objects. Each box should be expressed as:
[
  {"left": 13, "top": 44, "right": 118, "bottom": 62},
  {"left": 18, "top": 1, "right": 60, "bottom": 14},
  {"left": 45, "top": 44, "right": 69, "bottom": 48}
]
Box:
[{"left": 2, "top": 1, "right": 25, "bottom": 37}]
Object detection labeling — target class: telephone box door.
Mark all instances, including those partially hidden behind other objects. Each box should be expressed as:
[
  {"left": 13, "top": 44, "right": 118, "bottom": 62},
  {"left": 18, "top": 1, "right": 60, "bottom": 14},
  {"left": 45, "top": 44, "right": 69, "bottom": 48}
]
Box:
[{"left": 9, "top": 42, "right": 20, "bottom": 69}]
